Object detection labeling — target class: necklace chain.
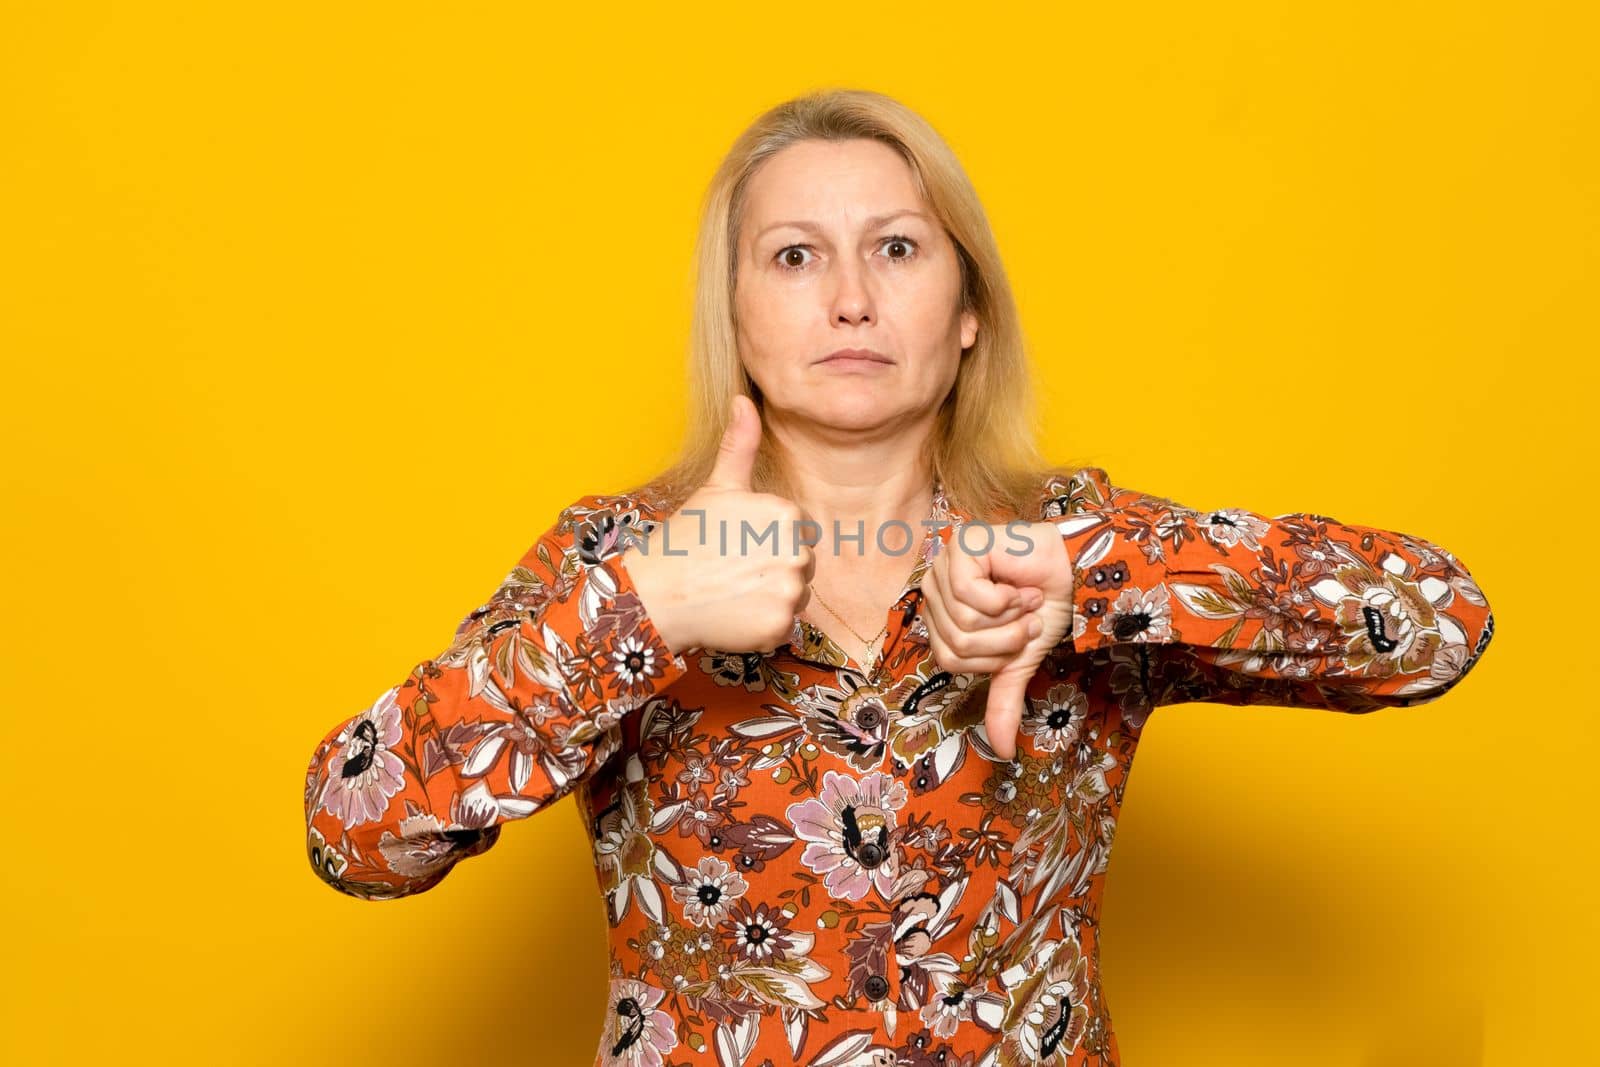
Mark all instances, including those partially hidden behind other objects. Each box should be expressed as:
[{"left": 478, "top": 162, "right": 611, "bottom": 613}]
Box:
[
  {"left": 807, "top": 585, "right": 893, "bottom": 672},
  {"left": 802, "top": 486, "right": 942, "bottom": 674}
]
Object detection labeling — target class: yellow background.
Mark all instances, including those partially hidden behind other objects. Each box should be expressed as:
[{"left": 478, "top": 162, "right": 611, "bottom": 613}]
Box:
[{"left": 2, "top": 3, "right": 1590, "bottom": 1064}]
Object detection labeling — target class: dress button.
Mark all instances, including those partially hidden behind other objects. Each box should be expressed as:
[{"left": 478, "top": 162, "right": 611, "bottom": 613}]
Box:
[
  {"left": 857, "top": 842, "right": 884, "bottom": 868},
  {"left": 863, "top": 973, "right": 890, "bottom": 1000}
]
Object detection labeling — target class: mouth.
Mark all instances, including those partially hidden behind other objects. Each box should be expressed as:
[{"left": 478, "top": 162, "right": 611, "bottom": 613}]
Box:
[{"left": 818, "top": 348, "right": 893, "bottom": 365}]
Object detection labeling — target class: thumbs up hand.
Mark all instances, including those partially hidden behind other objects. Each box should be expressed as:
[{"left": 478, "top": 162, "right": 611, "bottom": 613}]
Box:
[
  {"left": 920, "top": 522, "right": 1075, "bottom": 760},
  {"left": 621, "top": 395, "right": 816, "bottom": 657}
]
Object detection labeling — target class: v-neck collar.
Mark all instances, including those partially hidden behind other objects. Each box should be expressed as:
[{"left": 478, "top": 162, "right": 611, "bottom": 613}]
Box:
[{"left": 785, "top": 480, "right": 973, "bottom": 677}]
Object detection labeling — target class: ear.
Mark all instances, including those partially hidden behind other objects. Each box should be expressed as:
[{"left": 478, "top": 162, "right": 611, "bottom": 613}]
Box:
[{"left": 960, "top": 309, "right": 979, "bottom": 352}]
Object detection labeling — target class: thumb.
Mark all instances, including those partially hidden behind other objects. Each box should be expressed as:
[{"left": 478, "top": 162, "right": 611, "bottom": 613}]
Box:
[
  {"left": 984, "top": 658, "right": 1034, "bottom": 761},
  {"left": 705, "top": 394, "right": 762, "bottom": 492}
]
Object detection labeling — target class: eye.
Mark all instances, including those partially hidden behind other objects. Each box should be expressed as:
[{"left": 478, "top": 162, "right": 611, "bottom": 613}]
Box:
[
  {"left": 775, "top": 244, "right": 814, "bottom": 272},
  {"left": 772, "top": 234, "right": 922, "bottom": 273},
  {"left": 879, "top": 234, "right": 919, "bottom": 264}
]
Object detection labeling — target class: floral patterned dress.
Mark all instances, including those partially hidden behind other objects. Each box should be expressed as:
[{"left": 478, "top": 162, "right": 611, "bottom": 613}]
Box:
[{"left": 302, "top": 466, "right": 1495, "bottom": 1067}]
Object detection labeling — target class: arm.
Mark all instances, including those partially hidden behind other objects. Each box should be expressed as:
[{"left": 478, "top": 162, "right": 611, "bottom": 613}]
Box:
[
  {"left": 1049, "top": 469, "right": 1495, "bottom": 713},
  {"left": 302, "top": 493, "right": 689, "bottom": 900}
]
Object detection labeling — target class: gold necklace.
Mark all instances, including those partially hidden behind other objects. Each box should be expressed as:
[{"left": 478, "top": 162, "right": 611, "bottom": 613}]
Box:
[
  {"left": 807, "top": 584, "right": 893, "bottom": 673},
  {"left": 804, "top": 487, "right": 941, "bottom": 674}
]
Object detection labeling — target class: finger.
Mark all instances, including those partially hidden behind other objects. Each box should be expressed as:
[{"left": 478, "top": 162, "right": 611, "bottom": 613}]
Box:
[
  {"left": 947, "top": 543, "right": 1018, "bottom": 617},
  {"left": 933, "top": 545, "right": 1028, "bottom": 631},
  {"left": 985, "top": 668, "right": 1030, "bottom": 760},
  {"left": 931, "top": 647, "right": 1016, "bottom": 674},
  {"left": 924, "top": 618, "right": 1021, "bottom": 674},
  {"left": 704, "top": 394, "right": 761, "bottom": 492},
  {"left": 972, "top": 582, "right": 1039, "bottom": 625},
  {"left": 924, "top": 577, "right": 1043, "bottom": 661},
  {"left": 921, "top": 571, "right": 978, "bottom": 671},
  {"left": 945, "top": 610, "right": 1042, "bottom": 659}
]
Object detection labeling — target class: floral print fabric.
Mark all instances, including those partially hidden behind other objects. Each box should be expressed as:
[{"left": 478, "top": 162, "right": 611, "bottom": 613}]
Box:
[{"left": 302, "top": 466, "right": 1495, "bottom": 1066}]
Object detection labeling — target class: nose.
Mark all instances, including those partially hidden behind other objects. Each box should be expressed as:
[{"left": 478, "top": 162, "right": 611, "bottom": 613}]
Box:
[{"left": 830, "top": 260, "right": 873, "bottom": 325}]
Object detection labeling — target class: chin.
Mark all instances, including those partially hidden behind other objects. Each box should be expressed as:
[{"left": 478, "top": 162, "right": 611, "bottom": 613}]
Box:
[{"left": 800, "top": 383, "right": 889, "bottom": 412}]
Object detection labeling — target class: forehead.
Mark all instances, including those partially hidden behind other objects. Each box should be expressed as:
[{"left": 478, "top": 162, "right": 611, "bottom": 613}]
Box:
[{"left": 742, "top": 138, "right": 926, "bottom": 235}]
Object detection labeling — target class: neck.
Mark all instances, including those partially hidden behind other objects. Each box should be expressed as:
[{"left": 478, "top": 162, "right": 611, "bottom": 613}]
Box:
[
  {"left": 791, "top": 471, "right": 936, "bottom": 561},
  {"left": 765, "top": 418, "right": 937, "bottom": 565}
]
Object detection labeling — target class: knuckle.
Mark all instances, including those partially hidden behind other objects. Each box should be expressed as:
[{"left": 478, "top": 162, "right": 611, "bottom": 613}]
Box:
[{"left": 770, "top": 498, "right": 804, "bottom": 523}]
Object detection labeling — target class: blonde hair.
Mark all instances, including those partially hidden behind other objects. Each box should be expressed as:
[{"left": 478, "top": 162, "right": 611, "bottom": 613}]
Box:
[{"left": 632, "top": 87, "right": 1090, "bottom": 524}]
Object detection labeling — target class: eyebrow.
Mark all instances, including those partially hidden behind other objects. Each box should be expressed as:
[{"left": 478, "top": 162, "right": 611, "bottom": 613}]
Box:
[{"left": 754, "top": 210, "right": 930, "bottom": 243}]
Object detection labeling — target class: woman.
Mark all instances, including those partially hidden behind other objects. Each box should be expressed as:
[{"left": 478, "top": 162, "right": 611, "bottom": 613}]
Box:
[{"left": 302, "top": 89, "right": 1496, "bottom": 1066}]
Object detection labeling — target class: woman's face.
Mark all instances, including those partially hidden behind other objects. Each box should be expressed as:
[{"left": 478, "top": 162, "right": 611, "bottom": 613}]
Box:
[{"left": 734, "top": 137, "right": 978, "bottom": 436}]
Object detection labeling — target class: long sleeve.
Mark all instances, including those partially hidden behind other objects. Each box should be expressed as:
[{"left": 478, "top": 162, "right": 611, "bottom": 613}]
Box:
[
  {"left": 1049, "top": 469, "right": 1495, "bottom": 715},
  {"left": 302, "top": 494, "right": 690, "bottom": 900}
]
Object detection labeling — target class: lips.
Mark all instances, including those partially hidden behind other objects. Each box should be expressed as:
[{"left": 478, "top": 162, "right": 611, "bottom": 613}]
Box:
[{"left": 821, "top": 348, "right": 892, "bottom": 364}]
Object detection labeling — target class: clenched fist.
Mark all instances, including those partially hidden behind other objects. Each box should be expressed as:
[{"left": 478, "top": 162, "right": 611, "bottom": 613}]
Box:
[
  {"left": 920, "top": 520, "right": 1075, "bottom": 760},
  {"left": 621, "top": 394, "right": 815, "bottom": 656}
]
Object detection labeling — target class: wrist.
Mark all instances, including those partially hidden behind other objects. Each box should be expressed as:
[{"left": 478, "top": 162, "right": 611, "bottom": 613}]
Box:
[{"left": 619, "top": 546, "right": 689, "bottom": 655}]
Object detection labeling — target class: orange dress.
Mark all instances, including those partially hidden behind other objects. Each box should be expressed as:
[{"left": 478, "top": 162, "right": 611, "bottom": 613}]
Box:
[{"left": 302, "top": 466, "right": 1495, "bottom": 1066}]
